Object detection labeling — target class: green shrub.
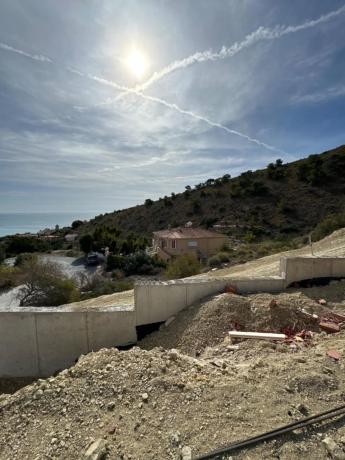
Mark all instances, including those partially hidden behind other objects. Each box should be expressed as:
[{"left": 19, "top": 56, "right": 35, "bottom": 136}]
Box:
[
  {"left": 217, "top": 252, "right": 230, "bottom": 263},
  {"left": 107, "top": 251, "right": 164, "bottom": 276},
  {"left": 17, "top": 259, "right": 80, "bottom": 306},
  {"left": 79, "top": 234, "right": 93, "bottom": 254},
  {"left": 312, "top": 213, "right": 345, "bottom": 242},
  {"left": 14, "top": 253, "right": 38, "bottom": 267},
  {"left": 208, "top": 255, "right": 221, "bottom": 268},
  {"left": 0, "top": 266, "right": 21, "bottom": 290},
  {"left": 5, "top": 236, "right": 49, "bottom": 256},
  {"left": 165, "top": 254, "right": 201, "bottom": 279}
]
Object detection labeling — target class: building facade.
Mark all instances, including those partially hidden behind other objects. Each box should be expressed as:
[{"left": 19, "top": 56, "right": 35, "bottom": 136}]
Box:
[{"left": 152, "top": 227, "right": 228, "bottom": 261}]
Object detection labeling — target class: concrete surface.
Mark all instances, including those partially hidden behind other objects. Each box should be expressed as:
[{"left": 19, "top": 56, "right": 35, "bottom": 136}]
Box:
[{"left": 2, "top": 255, "right": 345, "bottom": 377}]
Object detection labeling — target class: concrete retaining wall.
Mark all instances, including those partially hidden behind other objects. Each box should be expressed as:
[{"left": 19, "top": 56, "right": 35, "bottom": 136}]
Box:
[
  {"left": 0, "top": 309, "right": 136, "bottom": 378},
  {"left": 2, "top": 256, "right": 345, "bottom": 378},
  {"left": 136, "top": 277, "right": 285, "bottom": 326},
  {"left": 280, "top": 257, "right": 345, "bottom": 286}
]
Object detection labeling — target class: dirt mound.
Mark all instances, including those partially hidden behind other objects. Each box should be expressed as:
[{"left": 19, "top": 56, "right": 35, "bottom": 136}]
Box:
[
  {"left": 2, "top": 331, "right": 345, "bottom": 459},
  {"left": 140, "top": 292, "right": 325, "bottom": 356}
]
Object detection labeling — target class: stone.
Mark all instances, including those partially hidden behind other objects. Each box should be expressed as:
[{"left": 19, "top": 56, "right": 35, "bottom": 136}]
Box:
[
  {"left": 84, "top": 438, "right": 108, "bottom": 460},
  {"left": 322, "top": 437, "right": 345, "bottom": 460},
  {"left": 141, "top": 393, "right": 149, "bottom": 402},
  {"left": 181, "top": 446, "right": 192, "bottom": 460},
  {"left": 107, "top": 401, "right": 115, "bottom": 411}
]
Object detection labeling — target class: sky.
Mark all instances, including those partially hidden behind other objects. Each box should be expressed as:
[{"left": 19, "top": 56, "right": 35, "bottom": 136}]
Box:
[{"left": 0, "top": 0, "right": 344, "bottom": 214}]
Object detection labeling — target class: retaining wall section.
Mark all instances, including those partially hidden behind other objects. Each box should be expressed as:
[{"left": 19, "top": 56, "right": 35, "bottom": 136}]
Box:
[
  {"left": 135, "top": 277, "right": 285, "bottom": 326},
  {"left": 280, "top": 257, "right": 345, "bottom": 286},
  {"left": 3, "top": 257, "right": 345, "bottom": 378},
  {"left": 0, "top": 308, "right": 136, "bottom": 378}
]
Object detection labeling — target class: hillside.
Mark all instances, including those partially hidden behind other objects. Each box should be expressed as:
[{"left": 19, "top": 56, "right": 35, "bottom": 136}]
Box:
[{"left": 80, "top": 145, "right": 345, "bottom": 240}]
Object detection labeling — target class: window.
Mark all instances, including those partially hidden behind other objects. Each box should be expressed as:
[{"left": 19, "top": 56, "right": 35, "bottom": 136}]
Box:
[
  {"left": 188, "top": 241, "right": 198, "bottom": 247},
  {"left": 171, "top": 239, "right": 176, "bottom": 249}
]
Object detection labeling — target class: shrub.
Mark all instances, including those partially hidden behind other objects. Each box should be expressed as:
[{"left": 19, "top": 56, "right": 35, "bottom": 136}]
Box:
[
  {"left": 71, "top": 220, "right": 83, "bottom": 229},
  {"left": 217, "top": 252, "right": 230, "bottom": 263},
  {"left": 14, "top": 252, "right": 38, "bottom": 267},
  {"left": 107, "top": 251, "right": 164, "bottom": 276},
  {"left": 0, "top": 245, "right": 5, "bottom": 264},
  {"left": 17, "top": 259, "right": 80, "bottom": 306},
  {"left": 208, "top": 255, "right": 221, "bottom": 268},
  {"left": 145, "top": 199, "right": 153, "bottom": 206},
  {"left": 79, "top": 234, "right": 93, "bottom": 254},
  {"left": 0, "top": 266, "right": 21, "bottom": 290},
  {"left": 312, "top": 213, "right": 345, "bottom": 242},
  {"left": 5, "top": 236, "right": 49, "bottom": 256},
  {"left": 165, "top": 254, "right": 201, "bottom": 279}
]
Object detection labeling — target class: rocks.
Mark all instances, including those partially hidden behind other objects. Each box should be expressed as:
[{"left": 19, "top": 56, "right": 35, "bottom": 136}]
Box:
[
  {"left": 84, "top": 439, "right": 108, "bottom": 460},
  {"left": 107, "top": 401, "right": 116, "bottom": 411},
  {"left": 181, "top": 445, "right": 192, "bottom": 460},
  {"left": 322, "top": 437, "right": 345, "bottom": 460},
  {"left": 141, "top": 393, "right": 149, "bottom": 402},
  {"left": 320, "top": 322, "right": 340, "bottom": 334}
]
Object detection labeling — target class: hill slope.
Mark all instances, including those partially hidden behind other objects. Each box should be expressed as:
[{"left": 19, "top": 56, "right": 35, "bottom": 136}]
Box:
[{"left": 81, "top": 145, "right": 345, "bottom": 240}]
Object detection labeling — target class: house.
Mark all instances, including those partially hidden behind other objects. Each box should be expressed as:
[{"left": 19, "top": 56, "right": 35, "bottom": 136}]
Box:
[
  {"left": 152, "top": 226, "right": 228, "bottom": 261},
  {"left": 64, "top": 233, "right": 79, "bottom": 242}
]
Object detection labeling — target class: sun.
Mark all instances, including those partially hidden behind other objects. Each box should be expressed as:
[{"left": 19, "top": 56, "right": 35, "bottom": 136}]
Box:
[{"left": 125, "top": 48, "right": 149, "bottom": 79}]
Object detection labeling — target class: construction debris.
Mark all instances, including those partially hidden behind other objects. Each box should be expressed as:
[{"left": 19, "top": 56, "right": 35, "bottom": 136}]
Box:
[
  {"left": 229, "top": 331, "right": 287, "bottom": 341},
  {"left": 2, "top": 279, "right": 345, "bottom": 459}
]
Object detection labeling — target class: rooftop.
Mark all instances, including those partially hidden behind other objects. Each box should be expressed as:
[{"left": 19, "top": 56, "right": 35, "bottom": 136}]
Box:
[{"left": 153, "top": 227, "right": 227, "bottom": 239}]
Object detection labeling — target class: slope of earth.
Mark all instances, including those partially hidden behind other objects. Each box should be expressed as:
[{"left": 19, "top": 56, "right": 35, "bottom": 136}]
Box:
[
  {"left": 79, "top": 145, "right": 345, "bottom": 240},
  {"left": 140, "top": 282, "right": 345, "bottom": 356},
  {"left": 207, "top": 227, "right": 345, "bottom": 278},
  {"left": 2, "top": 286, "right": 345, "bottom": 459}
]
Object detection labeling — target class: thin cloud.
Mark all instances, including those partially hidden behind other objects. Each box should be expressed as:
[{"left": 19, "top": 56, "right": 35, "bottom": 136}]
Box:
[
  {"left": 0, "top": 42, "right": 51, "bottom": 62},
  {"left": 78, "top": 73, "right": 285, "bottom": 153},
  {"left": 0, "top": 40, "right": 286, "bottom": 153},
  {"left": 116, "top": 5, "right": 345, "bottom": 99},
  {"left": 291, "top": 84, "right": 345, "bottom": 104}
]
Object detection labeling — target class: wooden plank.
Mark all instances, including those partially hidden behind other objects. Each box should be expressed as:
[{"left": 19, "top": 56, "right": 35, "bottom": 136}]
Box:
[{"left": 229, "top": 331, "right": 287, "bottom": 340}]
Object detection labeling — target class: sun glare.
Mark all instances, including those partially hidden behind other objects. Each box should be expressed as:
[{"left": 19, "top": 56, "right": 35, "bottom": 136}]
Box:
[{"left": 125, "top": 48, "right": 149, "bottom": 79}]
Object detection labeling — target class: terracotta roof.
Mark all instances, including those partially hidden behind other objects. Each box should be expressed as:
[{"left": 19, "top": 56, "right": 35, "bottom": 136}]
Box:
[{"left": 153, "top": 227, "right": 227, "bottom": 239}]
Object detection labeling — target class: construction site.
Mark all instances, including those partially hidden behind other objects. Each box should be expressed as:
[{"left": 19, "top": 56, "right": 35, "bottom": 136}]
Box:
[{"left": 1, "top": 229, "right": 345, "bottom": 459}]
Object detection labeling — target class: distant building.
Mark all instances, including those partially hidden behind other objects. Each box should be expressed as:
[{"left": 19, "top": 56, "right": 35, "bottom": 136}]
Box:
[
  {"left": 64, "top": 233, "right": 78, "bottom": 242},
  {"left": 152, "top": 226, "right": 228, "bottom": 261}
]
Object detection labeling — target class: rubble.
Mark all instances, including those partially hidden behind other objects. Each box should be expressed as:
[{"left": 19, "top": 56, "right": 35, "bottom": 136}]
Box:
[{"left": 1, "top": 281, "right": 345, "bottom": 459}]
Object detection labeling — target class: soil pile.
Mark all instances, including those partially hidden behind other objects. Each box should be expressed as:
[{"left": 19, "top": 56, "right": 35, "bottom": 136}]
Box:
[
  {"left": 1, "top": 330, "right": 345, "bottom": 459},
  {"left": 140, "top": 291, "right": 332, "bottom": 356}
]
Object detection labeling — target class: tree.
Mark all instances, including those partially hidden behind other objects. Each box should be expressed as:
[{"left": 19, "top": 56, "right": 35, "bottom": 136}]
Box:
[
  {"left": 71, "top": 220, "right": 83, "bottom": 229},
  {"left": 17, "top": 259, "right": 80, "bottom": 307},
  {"left": 145, "top": 198, "right": 153, "bottom": 207},
  {"left": 165, "top": 254, "right": 201, "bottom": 279},
  {"left": 79, "top": 234, "right": 93, "bottom": 254},
  {"left": 0, "top": 245, "right": 5, "bottom": 264}
]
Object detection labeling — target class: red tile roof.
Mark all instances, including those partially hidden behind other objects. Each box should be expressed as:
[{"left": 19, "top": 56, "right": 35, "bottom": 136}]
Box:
[{"left": 153, "top": 227, "right": 227, "bottom": 239}]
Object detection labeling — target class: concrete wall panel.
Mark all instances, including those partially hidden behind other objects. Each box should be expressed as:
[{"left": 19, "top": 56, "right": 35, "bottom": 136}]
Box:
[
  {"left": 87, "top": 311, "right": 136, "bottom": 350},
  {"left": 36, "top": 312, "right": 88, "bottom": 377},
  {"left": 0, "top": 312, "right": 38, "bottom": 377}
]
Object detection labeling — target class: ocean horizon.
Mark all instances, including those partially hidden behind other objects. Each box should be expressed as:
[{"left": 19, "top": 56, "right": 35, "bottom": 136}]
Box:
[{"left": 0, "top": 212, "right": 96, "bottom": 237}]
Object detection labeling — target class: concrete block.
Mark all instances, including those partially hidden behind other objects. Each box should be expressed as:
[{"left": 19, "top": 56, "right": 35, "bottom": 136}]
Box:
[
  {"left": 36, "top": 312, "right": 88, "bottom": 377},
  {"left": 0, "top": 312, "right": 38, "bottom": 377}
]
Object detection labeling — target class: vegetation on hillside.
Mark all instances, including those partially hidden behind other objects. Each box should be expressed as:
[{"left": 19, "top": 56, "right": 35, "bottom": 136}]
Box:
[{"left": 78, "top": 145, "right": 345, "bottom": 243}]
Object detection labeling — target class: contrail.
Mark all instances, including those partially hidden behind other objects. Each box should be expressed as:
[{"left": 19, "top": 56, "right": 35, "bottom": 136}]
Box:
[
  {"left": 0, "top": 42, "right": 285, "bottom": 153},
  {"left": 116, "top": 5, "right": 345, "bottom": 99},
  {"left": 0, "top": 42, "right": 51, "bottom": 62},
  {"left": 134, "top": 92, "right": 285, "bottom": 154}
]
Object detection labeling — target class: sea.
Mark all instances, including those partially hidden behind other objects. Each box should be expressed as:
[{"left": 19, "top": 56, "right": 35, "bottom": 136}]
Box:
[{"left": 0, "top": 212, "right": 96, "bottom": 237}]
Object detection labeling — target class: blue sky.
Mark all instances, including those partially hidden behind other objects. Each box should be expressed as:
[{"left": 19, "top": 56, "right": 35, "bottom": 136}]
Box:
[{"left": 0, "top": 0, "right": 344, "bottom": 213}]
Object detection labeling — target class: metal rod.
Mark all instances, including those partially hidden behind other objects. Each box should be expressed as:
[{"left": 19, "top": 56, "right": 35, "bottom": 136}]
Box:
[{"left": 193, "top": 404, "right": 345, "bottom": 460}]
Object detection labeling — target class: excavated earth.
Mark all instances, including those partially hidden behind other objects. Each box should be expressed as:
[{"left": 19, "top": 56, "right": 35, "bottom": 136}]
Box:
[{"left": 1, "top": 281, "right": 345, "bottom": 459}]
